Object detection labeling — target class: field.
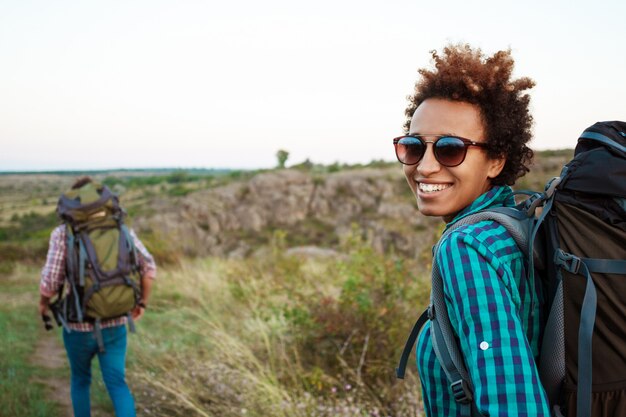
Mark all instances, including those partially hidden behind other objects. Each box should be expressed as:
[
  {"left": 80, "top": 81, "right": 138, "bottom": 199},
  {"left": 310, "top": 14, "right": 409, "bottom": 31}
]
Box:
[{"left": 0, "top": 151, "right": 573, "bottom": 416}]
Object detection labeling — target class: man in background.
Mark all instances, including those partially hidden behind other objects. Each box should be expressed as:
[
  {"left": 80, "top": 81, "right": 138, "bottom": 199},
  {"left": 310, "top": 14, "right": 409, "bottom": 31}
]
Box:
[{"left": 38, "top": 176, "right": 156, "bottom": 417}]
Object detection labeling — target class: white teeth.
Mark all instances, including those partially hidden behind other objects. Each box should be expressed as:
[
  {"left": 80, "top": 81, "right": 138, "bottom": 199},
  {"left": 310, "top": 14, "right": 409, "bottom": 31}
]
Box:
[{"left": 418, "top": 183, "right": 451, "bottom": 193}]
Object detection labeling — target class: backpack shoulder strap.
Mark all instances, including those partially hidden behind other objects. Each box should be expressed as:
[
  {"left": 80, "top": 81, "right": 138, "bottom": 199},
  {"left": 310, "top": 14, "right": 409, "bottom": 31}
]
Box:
[
  {"left": 120, "top": 224, "right": 140, "bottom": 273},
  {"left": 395, "top": 205, "right": 540, "bottom": 417},
  {"left": 65, "top": 225, "right": 85, "bottom": 323},
  {"left": 430, "top": 208, "right": 533, "bottom": 417},
  {"left": 396, "top": 307, "right": 430, "bottom": 379}
]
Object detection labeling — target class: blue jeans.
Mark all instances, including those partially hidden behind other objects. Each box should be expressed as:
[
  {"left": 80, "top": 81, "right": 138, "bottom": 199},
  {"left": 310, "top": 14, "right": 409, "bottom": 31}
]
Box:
[{"left": 63, "top": 325, "right": 136, "bottom": 417}]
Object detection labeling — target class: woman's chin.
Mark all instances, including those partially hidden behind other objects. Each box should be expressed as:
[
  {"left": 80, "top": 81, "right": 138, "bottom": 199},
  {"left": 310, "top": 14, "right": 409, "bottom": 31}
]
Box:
[
  {"left": 417, "top": 202, "right": 456, "bottom": 221},
  {"left": 417, "top": 205, "right": 444, "bottom": 218}
]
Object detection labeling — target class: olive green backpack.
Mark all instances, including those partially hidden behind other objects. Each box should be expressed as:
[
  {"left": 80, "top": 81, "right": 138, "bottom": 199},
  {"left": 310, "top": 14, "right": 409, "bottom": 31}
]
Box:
[{"left": 51, "top": 182, "right": 142, "bottom": 350}]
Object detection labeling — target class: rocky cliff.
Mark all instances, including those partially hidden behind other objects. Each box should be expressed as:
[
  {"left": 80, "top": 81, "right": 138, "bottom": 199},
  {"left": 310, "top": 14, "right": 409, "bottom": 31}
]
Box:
[{"left": 133, "top": 167, "right": 441, "bottom": 260}]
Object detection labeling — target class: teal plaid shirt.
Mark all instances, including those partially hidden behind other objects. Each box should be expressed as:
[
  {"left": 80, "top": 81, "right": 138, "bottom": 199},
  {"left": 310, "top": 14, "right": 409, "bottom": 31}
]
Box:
[{"left": 416, "top": 186, "right": 550, "bottom": 416}]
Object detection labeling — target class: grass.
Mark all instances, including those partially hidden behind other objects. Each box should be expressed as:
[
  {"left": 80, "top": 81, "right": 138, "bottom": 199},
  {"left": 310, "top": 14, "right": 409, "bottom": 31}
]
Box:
[
  {"left": 2, "top": 257, "right": 423, "bottom": 416},
  {"left": 0, "top": 266, "right": 119, "bottom": 417},
  {"left": 0, "top": 154, "right": 575, "bottom": 416},
  {"left": 0, "top": 309, "right": 57, "bottom": 416},
  {"left": 124, "top": 232, "right": 428, "bottom": 417},
  {"left": 0, "top": 193, "right": 432, "bottom": 417},
  {"left": 0, "top": 266, "right": 60, "bottom": 417}
]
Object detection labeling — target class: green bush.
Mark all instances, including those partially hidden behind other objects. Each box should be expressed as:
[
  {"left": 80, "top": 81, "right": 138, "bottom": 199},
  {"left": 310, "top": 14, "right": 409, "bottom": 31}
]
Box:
[
  {"left": 0, "top": 241, "right": 49, "bottom": 266},
  {"left": 294, "top": 237, "right": 429, "bottom": 394},
  {"left": 220, "top": 228, "right": 429, "bottom": 409},
  {"left": 0, "top": 211, "right": 59, "bottom": 242},
  {"left": 166, "top": 171, "right": 190, "bottom": 184},
  {"left": 167, "top": 184, "right": 192, "bottom": 197}
]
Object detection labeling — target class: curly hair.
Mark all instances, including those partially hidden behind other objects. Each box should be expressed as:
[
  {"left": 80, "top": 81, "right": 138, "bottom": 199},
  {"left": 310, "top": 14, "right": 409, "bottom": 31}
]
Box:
[{"left": 404, "top": 44, "right": 535, "bottom": 185}]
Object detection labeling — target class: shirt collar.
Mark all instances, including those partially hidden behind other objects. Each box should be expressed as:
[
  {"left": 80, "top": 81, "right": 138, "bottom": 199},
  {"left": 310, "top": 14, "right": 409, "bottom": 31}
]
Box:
[{"left": 445, "top": 185, "right": 516, "bottom": 230}]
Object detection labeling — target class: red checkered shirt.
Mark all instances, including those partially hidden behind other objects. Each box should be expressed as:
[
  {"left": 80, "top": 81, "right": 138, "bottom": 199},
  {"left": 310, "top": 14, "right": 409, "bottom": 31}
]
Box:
[{"left": 40, "top": 225, "right": 157, "bottom": 332}]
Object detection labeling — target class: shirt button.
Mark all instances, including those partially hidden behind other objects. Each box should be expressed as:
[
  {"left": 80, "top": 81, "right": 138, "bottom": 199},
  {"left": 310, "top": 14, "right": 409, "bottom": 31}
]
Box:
[{"left": 480, "top": 341, "right": 490, "bottom": 351}]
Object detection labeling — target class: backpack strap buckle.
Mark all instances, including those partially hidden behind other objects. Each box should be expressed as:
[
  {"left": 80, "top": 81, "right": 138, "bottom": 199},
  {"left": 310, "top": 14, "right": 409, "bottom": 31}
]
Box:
[
  {"left": 427, "top": 304, "right": 435, "bottom": 320},
  {"left": 554, "top": 249, "right": 581, "bottom": 274},
  {"left": 450, "top": 379, "right": 473, "bottom": 404},
  {"left": 544, "top": 176, "right": 562, "bottom": 198}
]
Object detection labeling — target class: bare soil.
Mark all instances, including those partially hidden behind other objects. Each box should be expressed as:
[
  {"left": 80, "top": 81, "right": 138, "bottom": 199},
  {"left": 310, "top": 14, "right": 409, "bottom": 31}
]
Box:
[
  {"left": 30, "top": 328, "right": 113, "bottom": 417},
  {"left": 30, "top": 329, "right": 74, "bottom": 417}
]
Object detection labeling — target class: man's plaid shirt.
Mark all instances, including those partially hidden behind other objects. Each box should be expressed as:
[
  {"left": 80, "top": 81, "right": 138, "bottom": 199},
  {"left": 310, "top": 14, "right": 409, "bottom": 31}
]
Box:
[
  {"left": 40, "top": 225, "right": 157, "bottom": 332},
  {"left": 416, "top": 186, "right": 550, "bottom": 416}
]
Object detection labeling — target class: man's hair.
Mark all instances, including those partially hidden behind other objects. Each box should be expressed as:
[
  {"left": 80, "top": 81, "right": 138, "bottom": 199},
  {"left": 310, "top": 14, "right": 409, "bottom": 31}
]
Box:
[
  {"left": 404, "top": 44, "right": 535, "bottom": 185},
  {"left": 71, "top": 176, "right": 93, "bottom": 190}
]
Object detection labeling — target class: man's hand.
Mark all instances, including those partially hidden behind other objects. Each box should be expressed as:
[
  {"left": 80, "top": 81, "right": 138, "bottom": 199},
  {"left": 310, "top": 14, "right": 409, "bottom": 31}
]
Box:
[
  {"left": 39, "top": 295, "right": 50, "bottom": 317},
  {"left": 131, "top": 305, "right": 145, "bottom": 321},
  {"left": 39, "top": 295, "right": 54, "bottom": 330}
]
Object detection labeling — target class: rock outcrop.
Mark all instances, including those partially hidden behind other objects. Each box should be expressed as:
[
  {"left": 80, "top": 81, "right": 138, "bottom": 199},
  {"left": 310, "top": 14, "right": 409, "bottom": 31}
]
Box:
[{"left": 133, "top": 168, "right": 441, "bottom": 259}]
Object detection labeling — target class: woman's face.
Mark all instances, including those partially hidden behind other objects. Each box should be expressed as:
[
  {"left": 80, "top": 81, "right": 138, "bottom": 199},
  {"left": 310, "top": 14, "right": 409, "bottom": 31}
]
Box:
[{"left": 403, "top": 98, "right": 505, "bottom": 222}]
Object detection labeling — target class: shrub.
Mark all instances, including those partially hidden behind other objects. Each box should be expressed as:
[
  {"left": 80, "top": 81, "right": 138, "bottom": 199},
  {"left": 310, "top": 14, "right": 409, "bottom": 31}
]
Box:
[
  {"left": 292, "top": 230, "right": 430, "bottom": 398},
  {"left": 2, "top": 211, "right": 59, "bottom": 242},
  {"left": 167, "top": 185, "right": 192, "bottom": 197},
  {"left": 217, "top": 228, "right": 429, "bottom": 411}
]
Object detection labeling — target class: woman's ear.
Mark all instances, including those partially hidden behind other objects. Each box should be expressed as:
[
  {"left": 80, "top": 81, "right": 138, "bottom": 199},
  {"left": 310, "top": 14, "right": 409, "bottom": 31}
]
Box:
[{"left": 487, "top": 155, "right": 506, "bottom": 179}]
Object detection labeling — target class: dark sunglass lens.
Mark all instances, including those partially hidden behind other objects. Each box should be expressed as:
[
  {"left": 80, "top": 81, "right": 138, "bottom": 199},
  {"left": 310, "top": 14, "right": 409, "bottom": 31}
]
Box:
[
  {"left": 395, "top": 136, "right": 425, "bottom": 164},
  {"left": 434, "top": 136, "right": 467, "bottom": 166}
]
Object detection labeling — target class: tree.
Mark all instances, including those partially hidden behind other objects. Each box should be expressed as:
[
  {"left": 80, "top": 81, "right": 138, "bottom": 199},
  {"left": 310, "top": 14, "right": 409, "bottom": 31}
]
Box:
[{"left": 276, "top": 149, "right": 289, "bottom": 169}]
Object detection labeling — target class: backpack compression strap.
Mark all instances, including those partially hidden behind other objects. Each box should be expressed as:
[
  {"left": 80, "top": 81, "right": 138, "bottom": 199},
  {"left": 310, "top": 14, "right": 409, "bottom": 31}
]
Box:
[
  {"left": 554, "top": 251, "right": 626, "bottom": 417},
  {"left": 66, "top": 227, "right": 84, "bottom": 323},
  {"left": 579, "top": 131, "right": 626, "bottom": 154},
  {"left": 94, "top": 319, "right": 105, "bottom": 353}
]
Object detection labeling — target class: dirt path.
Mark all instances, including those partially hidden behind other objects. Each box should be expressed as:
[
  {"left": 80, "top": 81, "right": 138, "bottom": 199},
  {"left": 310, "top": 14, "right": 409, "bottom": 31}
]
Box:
[
  {"left": 30, "top": 328, "right": 74, "bottom": 417},
  {"left": 30, "top": 327, "right": 112, "bottom": 417}
]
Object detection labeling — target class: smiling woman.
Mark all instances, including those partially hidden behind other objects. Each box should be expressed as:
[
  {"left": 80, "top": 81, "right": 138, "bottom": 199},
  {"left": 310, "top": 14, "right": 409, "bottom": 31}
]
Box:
[
  {"left": 396, "top": 44, "right": 550, "bottom": 416},
  {"left": 398, "top": 99, "right": 505, "bottom": 222}
]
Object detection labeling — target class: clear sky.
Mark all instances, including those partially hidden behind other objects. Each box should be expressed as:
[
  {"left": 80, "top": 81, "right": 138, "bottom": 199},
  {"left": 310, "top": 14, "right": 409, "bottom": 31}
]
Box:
[{"left": 1, "top": 0, "right": 624, "bottom": 171}]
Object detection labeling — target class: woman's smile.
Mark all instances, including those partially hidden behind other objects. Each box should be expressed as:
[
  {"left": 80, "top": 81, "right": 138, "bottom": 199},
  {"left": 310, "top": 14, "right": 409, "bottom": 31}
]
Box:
[{"left": 417, "top": 181, "right": 452, "bottom": 194}]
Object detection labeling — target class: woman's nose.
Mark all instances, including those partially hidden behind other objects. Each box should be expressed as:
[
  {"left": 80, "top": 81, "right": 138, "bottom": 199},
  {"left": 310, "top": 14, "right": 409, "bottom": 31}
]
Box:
[{"left": 417, "top": 143, "right": 441, "bottom": 176}]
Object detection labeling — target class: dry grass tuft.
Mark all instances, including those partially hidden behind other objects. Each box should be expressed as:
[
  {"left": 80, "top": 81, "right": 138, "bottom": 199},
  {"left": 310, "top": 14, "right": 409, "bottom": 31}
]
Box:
[{"left": 128, "top": 234, "right": 427, "bottom": 416}]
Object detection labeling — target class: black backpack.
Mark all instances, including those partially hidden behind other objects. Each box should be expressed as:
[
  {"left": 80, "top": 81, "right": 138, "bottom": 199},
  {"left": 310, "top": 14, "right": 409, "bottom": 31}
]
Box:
[{"left": 396, "top": 121, "right": 626, "bottom": 417}]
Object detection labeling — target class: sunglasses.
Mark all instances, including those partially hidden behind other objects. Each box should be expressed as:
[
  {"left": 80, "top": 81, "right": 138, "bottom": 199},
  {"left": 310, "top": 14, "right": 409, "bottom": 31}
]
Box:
[{"left": 393, "top": 134, "right": 489, "bottom": 167}]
